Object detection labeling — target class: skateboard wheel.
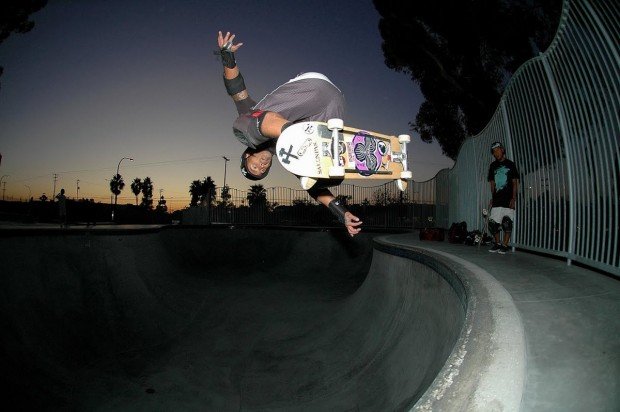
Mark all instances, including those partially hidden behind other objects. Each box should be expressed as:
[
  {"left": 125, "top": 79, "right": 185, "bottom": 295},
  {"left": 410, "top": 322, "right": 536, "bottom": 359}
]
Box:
[
  {"left": 327, "top": 118, "right": 344, "bottom": 130},
  {"left": 329, "top": 166, "right": 345, "bottom": 177},
  {"left": 397, "top": 179, "right": 408, "bottom": 191},
  {"left": 400, "top": 171, "right": 413, "bottom": 179},
  {"left": 300, "top": 177, "right": 317, "bottom": 190},
  {"left": 398, "top": 134, "right": 411, "bottom": 143}
]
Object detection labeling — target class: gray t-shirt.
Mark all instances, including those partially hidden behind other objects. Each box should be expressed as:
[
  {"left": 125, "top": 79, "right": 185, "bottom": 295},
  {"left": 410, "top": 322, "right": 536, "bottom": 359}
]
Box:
[{"left": 233, "top": 73, "right": 345, "bottom": 149}]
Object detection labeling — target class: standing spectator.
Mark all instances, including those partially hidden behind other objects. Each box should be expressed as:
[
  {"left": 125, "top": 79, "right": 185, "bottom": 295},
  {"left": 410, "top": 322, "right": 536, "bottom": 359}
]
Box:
[{"left": 487, "top": 142, "right": 520, "bottom": 254}]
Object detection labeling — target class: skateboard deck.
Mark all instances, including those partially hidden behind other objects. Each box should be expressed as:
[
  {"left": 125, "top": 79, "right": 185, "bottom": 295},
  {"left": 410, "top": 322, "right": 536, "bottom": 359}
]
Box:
[{"left": 275, "top": 119, "right": 412, "bottom": 191}]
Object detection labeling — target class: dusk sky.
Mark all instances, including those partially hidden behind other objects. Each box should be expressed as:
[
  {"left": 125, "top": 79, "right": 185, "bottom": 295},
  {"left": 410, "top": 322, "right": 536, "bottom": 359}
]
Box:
[{"left": 0, "top": 0, "right": 454, "bottom": 210}]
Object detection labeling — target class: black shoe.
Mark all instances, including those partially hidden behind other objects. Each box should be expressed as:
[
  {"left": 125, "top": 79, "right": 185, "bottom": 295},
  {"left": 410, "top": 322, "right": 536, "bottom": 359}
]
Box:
[
  {"left": 489, "top": 243, "right": 501, "bottom": 253},
  {"left": 498, "top": 245, "right": 509, "bottom": 254}
]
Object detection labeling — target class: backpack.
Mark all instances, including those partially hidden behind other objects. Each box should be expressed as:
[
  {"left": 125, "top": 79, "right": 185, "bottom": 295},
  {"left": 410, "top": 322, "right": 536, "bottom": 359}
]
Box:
[{"left": 448, "top": 222, "right": 468, "bottom": 243}]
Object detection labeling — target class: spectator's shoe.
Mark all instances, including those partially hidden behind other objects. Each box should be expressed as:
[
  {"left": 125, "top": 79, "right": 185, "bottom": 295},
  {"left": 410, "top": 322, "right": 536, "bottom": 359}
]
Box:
[
  {"left": 489, "top": 243, "right": 501, "bottom": 253},
  {"left": 498, "top": 244, "right": 509, "bottom": 254}
]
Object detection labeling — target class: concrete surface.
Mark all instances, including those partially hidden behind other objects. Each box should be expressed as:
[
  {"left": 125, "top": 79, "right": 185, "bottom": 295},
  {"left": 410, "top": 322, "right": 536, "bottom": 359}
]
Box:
[
  {"left": 0, "top": 225, "right": 617, "bottom": 411},
  {"left": 381, "top": 234, "right": 620, "bottom": 412}
]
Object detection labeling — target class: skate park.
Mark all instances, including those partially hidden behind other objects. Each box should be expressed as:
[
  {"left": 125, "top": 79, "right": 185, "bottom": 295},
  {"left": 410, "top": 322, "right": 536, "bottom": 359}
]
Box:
[
  {"left": 1, "top": 224, "right": 618, "bottom": 411},
  {"left": 1, "top": 0, "right": 619, "bottom": 410}
]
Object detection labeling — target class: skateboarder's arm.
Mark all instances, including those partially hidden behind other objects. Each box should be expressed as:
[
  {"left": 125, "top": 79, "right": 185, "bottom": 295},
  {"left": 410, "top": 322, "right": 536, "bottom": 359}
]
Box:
[
  {"left": 308, "top": 187, "right": 362, "bottom": 237},
  {"left": 217, "top": 31, "right": 255, "bottom": 112}
]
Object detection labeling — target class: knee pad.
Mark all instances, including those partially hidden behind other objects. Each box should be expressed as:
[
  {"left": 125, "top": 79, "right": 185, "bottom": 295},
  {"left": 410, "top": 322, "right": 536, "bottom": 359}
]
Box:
[
  {"left": 502, "top": 216, "right": 513, "bottom": 233},
  {"left": 488, "top": 219, "right": 500, "bottom": 235}
]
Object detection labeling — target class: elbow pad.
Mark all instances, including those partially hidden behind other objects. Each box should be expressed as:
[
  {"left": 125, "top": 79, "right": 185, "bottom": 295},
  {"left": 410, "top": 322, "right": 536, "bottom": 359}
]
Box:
[{"left": 224, "top": 73, "right": 246, "bottom": 96}]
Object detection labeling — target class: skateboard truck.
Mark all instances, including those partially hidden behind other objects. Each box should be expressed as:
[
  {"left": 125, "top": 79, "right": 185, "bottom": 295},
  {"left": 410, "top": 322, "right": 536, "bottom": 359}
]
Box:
[
  {"left": 327, "top": 118, "right": 345, "bottom": 177},
  {"left": 397, "top": 134, "right": 412, "bottom": 191}
]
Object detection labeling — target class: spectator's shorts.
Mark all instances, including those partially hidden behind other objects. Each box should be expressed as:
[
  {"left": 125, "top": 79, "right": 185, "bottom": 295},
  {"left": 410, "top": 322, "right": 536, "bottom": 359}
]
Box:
[{"left": 490, "top": 207, "right": 515, "bottom": 224}]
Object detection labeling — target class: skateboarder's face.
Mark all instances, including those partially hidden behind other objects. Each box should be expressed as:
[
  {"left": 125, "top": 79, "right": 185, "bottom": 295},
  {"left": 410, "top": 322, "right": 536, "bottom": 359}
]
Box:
[{"left": 245, "top": 150, "right": 272, "bottom": 176}]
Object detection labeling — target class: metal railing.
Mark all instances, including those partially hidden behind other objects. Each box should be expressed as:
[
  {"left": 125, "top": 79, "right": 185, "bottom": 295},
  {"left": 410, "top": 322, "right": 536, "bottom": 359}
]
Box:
[
  {"left": 181, "top": 181, "right": 438, "bottom": 229},
  {"left": 434, "top": 0, "right": 619, "bottom": 276}
]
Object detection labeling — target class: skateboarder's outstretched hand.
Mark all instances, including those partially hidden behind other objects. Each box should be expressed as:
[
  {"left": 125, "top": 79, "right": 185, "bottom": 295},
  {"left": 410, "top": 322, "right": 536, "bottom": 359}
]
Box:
[
  {"left": 344, "top": 212, "right": 362, "bottom": 237},
  {"left": 218, "top": 31, "right": 243, "bottom": 52}
]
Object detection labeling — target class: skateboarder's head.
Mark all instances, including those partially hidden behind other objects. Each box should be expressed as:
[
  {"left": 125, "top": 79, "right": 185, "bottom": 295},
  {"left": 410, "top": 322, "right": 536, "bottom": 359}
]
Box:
[{"left": 240, "top": 147, "right": 272, "bottom": 180}]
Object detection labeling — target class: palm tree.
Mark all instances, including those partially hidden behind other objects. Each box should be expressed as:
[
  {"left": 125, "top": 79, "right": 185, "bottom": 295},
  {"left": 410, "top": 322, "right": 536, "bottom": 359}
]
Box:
[
  {"left": 110, "top": 173, "right": 125, "bottom": 206},
  {"left": 141, "top": 177, "right": 154, "bottom": 209},
  {"left": 247, "top": 184, "right": 267, "bottom": 208},
  {"left": 201, "top": 177, "right": 216, "bottom": 207},
  {"left": 189, "top": 180, "right": 201, "bottom": 206},
  {"left": 188, "top": 177, "right": 216, "bottom": 207},
  {"left": 130, "top": 178, "right": 142, "bottom": 205}
]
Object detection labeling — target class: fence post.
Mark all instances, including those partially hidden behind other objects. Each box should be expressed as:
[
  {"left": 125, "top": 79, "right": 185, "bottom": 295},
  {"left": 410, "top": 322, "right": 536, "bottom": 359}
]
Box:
[{"left": 540, "top": 53, "right": 576, "bottom": 266}]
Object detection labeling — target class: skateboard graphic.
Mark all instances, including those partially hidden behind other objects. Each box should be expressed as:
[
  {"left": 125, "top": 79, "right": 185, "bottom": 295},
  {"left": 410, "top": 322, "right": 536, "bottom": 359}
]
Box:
[{"left": 275, "top": 119, "right": 412, "bottom": 191}]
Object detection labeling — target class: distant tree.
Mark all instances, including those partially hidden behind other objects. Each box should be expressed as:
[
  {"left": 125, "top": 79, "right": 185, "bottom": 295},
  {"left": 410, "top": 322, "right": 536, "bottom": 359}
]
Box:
[
  {"left": 188, "top": 177, "right": 216, "bottom": 207},
  {"left": 201, "top": 177, "right": 216, "bottom": 207},
  {"left": 0, "top": 1, "right": 48, "bottom": 90},
  {"left": 373, "top": 0, "right": 562, "bottom": 159},
  {"left": 140, "top": 177, "right": 154, "bottom": 209},
  {"left": 109, "top": 174, "right": 125, "bottom": 206},
  {"left": 292, "top": 198, "right": 312, "bottom": 207},
  {"left": 247, "top": 184, "right": 267, "bottom": 208},
  {"left": 130, "top": 178, "right": 142, "bottom": 205},
  {"left": 155, "top": 195, "right": 167, "bottom": 213},
  {"left": 218, "top": 184, "right": 233, "bottom": 208},
  {"left": 189, "top": 180, "right": 201, "bottom": 206}
]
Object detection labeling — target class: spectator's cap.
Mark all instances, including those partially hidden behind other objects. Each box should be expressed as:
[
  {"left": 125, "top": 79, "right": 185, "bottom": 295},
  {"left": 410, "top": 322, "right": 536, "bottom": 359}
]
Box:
[{"left": 490, "top": 141, "right": 505, "bottom": 153}]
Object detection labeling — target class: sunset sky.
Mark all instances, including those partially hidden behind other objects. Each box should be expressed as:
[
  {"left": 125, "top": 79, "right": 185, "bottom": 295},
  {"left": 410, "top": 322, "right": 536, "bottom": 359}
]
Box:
[{"left": 0, "top": 0, "right": 454, "bottom": 210}]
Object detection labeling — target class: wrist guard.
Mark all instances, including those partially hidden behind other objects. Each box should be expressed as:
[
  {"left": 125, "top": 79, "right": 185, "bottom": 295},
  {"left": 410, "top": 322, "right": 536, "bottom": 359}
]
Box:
[
  {"left": 224, "top": 73, "right": 246, "bottom": 96},
  {"left": 328, "top": 198, "right": 348, "bottom": 224},
  {"left": 220, "top": 41, "right": 236, "bottom": 68}
]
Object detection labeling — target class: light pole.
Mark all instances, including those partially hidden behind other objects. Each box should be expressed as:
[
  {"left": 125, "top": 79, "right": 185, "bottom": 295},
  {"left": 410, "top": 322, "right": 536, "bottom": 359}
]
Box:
[
  {"left": 222, "top": 156, "right": 230, "bottom": 189},
  {"left": 76, "top": 179, "right": 80, "bottom": 199},
  {"left": 112, "top": 156, "right": 133, "bottom": 221},
  {"left": 0, "top": 175, "right": 8, "bottom": 201},
  {"left": 24, "top": 185, "right": 31, "bottom": 199}
]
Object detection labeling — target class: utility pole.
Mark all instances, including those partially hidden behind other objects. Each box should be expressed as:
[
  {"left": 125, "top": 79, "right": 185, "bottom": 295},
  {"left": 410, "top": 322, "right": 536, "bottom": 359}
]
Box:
[
  {"left": 76, "top": 179, "right": 80, "bottom": 199},
  {"left": 0, "top": 175, "right": 8, "bottom": 201},
  {"left": 112, "top": 156, "right": 133, "bottom": 221},
  {"left": 52, "top": 173, "right": 58, "bottom": 199},
  {"left": 222, "top": 156, "right": 230, "bottom": 189}
]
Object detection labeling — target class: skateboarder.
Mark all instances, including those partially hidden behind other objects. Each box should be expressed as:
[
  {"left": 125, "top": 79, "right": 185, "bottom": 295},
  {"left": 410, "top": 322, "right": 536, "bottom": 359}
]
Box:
[
  {"left": 217, "top": 31, "right": 362, "bottom": 236},
  {"left": 487, "top": 142, "right": 520, "bottom": 254}
]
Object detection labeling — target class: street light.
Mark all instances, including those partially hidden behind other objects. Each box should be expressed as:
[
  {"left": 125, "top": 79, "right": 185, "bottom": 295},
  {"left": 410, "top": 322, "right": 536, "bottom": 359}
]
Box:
[
  {"left": 24, "top": 185, "right": 31, "bottom": 199},
  {"left": 112, "top": 156, "right": 133, "bottom": 221},
  {"left": 222, "top": 156, "right": 230, "bottom": 189},
  {"left": 1, "top": 175, "right": 8, "bottom": 201}
]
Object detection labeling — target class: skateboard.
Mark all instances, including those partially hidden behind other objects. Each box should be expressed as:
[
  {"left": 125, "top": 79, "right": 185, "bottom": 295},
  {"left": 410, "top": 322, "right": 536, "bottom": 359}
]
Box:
[
  {"left": 275, "top": 119, "right": 412, "bottom": 191},
  {"left": 478, "top": 208, "right": 490, "bottom": 249}
]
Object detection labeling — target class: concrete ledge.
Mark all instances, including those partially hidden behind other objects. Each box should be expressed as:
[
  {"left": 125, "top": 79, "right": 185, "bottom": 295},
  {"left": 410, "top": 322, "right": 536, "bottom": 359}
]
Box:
[{"left": 375, "top": 236, "right": 526, "bottom": 411}]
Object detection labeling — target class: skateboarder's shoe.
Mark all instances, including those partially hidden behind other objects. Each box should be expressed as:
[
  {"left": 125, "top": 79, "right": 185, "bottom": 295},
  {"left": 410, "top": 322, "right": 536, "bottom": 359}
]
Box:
[
  {"left": 498, "top": 245, "right": 509, "bottom": 255},
  {"left": 489, "top": 243, "right": 501, "bottom": 253}
]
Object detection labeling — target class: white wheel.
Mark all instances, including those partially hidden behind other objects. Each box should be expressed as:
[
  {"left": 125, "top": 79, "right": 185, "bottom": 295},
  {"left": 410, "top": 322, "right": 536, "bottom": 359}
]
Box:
[
  {"left": 397, "top": 179, "right": 408, "bottom": 191},
  {"left": 400, "top": 171, "right": 412, "bottom": 179},
  {"left": 329, "top": 166, "right": 345, "bottom": 177},
  {"left": 327, "top": 118, "right": 344, "bottom": 130},
  {"left": 300, "top": 177, "right": 317, "bottom": 190},
  {"left": 398, "top": 134, "right": 411, "bottom": 143}
]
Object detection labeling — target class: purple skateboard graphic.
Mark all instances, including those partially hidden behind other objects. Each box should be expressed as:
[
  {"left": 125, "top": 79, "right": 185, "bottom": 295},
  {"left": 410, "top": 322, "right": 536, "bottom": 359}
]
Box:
[{"left": 352, "top": 133, "right": 388, "bottom": 176}]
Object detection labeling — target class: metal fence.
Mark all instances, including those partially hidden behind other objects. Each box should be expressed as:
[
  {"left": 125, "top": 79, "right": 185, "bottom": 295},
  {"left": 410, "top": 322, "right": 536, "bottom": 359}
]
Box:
[
  {"left": 182, "top": 181, "right": 438, "bottom": 229},
  {"left": 435, "top": 0, "right": 619, "bottom": 276}
]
